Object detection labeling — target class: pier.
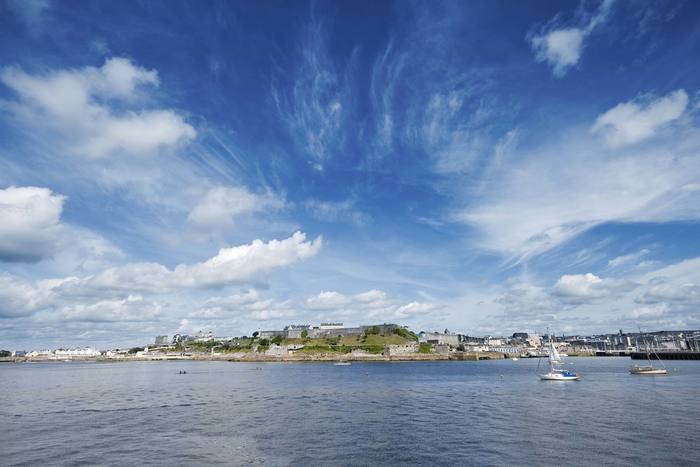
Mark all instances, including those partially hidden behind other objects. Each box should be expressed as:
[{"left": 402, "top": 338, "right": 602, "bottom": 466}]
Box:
[{"left": 630, "top": 351, "right": 700, "bottom": 360}]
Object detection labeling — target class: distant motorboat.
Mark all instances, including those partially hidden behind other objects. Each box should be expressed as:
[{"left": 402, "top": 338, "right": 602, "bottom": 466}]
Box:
[
  {"left": 511, "top": 357, "right": 519, "bottom": 361},
  {"left": 333, "top": 362, "right": 351, "bottom": 366},
  {"left": 539, "top": 340, "right": 579, "bottom": 381}
]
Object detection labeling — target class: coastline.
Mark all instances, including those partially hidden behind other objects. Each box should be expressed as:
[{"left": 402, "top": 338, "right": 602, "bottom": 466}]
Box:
[{"left": 0, "top": 351, "right": 599, "bottom": 364}]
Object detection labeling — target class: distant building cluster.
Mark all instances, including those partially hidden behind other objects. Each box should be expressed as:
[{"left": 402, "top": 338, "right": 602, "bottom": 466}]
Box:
[
  {"left": 3, "top": 326, "right": 699, "bottom": 360},
  {"left": 258, "top": 323, "right": 401, "bottom": 340}
]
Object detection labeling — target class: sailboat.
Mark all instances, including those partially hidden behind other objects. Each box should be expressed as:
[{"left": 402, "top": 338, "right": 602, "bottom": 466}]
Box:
[
  {"left": 539, "top": 340, "right": 579, "bottom": 381},
  {"left": 630, "top": 333, "right": 667, "bottom": 375}
]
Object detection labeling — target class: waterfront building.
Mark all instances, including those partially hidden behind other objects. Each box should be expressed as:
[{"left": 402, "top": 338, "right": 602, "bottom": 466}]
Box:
[
  {"left": 260, "top": 323, "right": 400, "bottom": 340},
  {"left": 154, "top": 335, "right": 169, "bottom": 346},
  {"left": 54, "top": 347, "right": 101, "bottom": 358},
  {"left": 419, "top": 331, "right": 459, "bottom": 347}
]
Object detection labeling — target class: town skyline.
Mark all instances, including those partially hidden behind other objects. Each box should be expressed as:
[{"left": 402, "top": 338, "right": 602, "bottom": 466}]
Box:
[{"left": 2, "top": 0, "right": 700, "bottom": 349}]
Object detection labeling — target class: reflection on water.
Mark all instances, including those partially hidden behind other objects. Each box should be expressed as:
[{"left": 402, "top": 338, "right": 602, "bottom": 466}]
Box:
[{"left": 1, "top": 358, "right": 699, "bottom": 466}]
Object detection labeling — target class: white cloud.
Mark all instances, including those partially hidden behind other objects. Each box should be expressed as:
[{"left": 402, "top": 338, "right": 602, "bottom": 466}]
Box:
[
  {"left": 304, "top": 289, "right": 439, "bottom": 321},
  {"left": 531, "top": 28, "right": 585, "bottom": 77},
  {"left": 275, "top": 20, "right": 349, "bottom": 168},
  {"left": 458, "top": 91, "right": 700, "bottom": 260},
  {"left": 608, "top": 249, "right": 650, "bottom": 268},
  {"left": 0, "top": 232, "right": 321, "bottom": 324},
  {"left": 0, "top": 275, "right": 52, "bottom": 318},
  {"left": 529, "top": 0, "right": 614, "bottom": 77},
  {"left": 591, "top": 90, "right": 688, "bottom": 147},
  {"left": 304, "top": 199, "right": 368, "bottom": 226},
  {"left": 624, "top": 304, "right": 667, "bottom": 320},
  {"left": 553, "top": 273, "right": 636, "bottom": 304},
  {"left": 187, "top": 186, "right": 284, "bottom": 233},
  {"left": 84, "top": 231, "right": 322, "bottom": 292},
  {"left": 6, "top": 0, "right": 50, "bottom": 30},
  {"left": 0, "top": 58, "right": 196, "bottom": 158},
  {"left": 193, "top": 289, "right": 296, "bottom": 321},
  {"left": 61, "top": 295, "right": 161, "bottom": 322},
  {"left": 0, "top": 186, "right": 65, "bottom": 262},
  {"left": 478, "top": 256, "right": 700, "bottom": 334}
]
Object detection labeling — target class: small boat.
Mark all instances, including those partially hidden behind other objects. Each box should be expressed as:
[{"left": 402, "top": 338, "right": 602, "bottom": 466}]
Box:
[
  {"left": 630, "top": 329, "right": 668, "bottom": 376},
  {"left": 629, "top": 365, "right": 667, "bottom": 375},
  {"left": 511, "top": 357, "right": 519, "bottom": 361},
  {"left": 333, "top": 362, "right": 351, "bottom": 366},
  {"left": 540, "top": 339, "right": 579, "bottom": 381}
]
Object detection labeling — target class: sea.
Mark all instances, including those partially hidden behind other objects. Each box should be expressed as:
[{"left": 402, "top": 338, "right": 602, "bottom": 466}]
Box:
[{"left": 1, "top": 357, "right": 699, "bottom": 466}]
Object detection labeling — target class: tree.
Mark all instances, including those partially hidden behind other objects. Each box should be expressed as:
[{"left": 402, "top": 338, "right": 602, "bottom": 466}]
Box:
[
  {"left": 366, "top": 326, "right": 380, "bottom": 336},
  {"left": 301, "top": 329, "right": 308, "bottom": 339},
  {"left": 258, "top": 338, "right": 270, "bottom": 346},
  {"left": 0, "top": 350, "right": 11, "bottom": 357},
  {"left": 252, "top": 331, "right": 259, "bottom": 338},
  {"left": 271, "top": 335, "right": 283, "bottom": 345}
]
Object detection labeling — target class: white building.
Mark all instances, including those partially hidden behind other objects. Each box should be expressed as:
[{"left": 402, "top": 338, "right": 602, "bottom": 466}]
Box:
[{"left": 54, "top": 347, "right": 101, "bottom": 358}]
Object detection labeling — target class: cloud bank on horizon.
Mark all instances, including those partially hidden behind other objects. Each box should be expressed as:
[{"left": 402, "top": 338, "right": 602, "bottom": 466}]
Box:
[{"left": 1, "top": 0, "right": 699, "bottom": 348}]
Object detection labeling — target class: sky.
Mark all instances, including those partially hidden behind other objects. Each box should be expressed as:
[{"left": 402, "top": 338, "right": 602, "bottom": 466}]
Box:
[{"left": 1, "top": 0, "right": 700, "bottom": 349}]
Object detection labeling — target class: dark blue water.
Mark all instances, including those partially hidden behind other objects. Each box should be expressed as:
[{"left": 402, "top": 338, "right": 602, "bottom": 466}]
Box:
[{"left": 1, "top": 358, "right": 699, "bottom": 466}]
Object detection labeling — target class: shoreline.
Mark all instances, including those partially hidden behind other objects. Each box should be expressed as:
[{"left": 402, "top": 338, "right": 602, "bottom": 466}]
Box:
[{"left": 1, "top": 351, "right": 600, "bottom": 364}]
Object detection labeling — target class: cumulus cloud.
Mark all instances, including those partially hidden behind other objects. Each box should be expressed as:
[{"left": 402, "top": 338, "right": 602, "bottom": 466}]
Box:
[
  {"left": 591, "top": 90, "right": 688, "bottom": 147},
  {"left": 304, "top": 289, "right": 440, "bottom": 321},
  {"left": 0, "top": 57, "right": 196, "bottom": 158},
  {"left": 0, "top": 232, "right": 321, "bottom": 322},
  {"left": 0, "top": 186, "right": 65, "bottom": 262},
  {"left": 529, "top": 0, "right": 614, "bottom": 77},
  {"left": 194, "top": 289, "right": 296, "bottom": 321},
  {"left": 636, "top": 281, "right": 700, "bottom": 305},
  {"left": 624, "top": 304, "right": 668, "bottom": 320},
  {"left": 83, "top": 231, "right": 322, "bottom": 292},
  {"left": 0, "top": 275, "right": 52, "bottom": 318},
  {"left": 61, "top": 295, "right": 161, "bottom": 322},
  {"left": 187, "top": 186, "right": 284, "bottom": 233},
  {"left": 530, "top": 28, "right": 585, "bottom": 77},
  {"left": 553, "top": 273, "right": 637, "bottom": 304}
]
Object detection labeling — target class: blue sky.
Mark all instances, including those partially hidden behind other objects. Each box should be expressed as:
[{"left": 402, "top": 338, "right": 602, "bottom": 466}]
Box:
[{"left": 1, "top": 0, "right": 700, "bottom": 348}]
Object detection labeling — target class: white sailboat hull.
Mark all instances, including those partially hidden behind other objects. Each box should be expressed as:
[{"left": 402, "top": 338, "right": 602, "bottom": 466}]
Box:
[
  {"left": 539, "top": 372, "right": 580, "bottom": 381},
  {"left": 629, "top": 366, "right": 667, "bottom": 375}
]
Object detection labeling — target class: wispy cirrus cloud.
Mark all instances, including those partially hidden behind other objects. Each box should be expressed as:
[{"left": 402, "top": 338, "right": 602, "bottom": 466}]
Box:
[
  {"left": 458, "top": 88, "right": 700, "bottom": 262},
  {"left": 274, "top": 18, "right": 353, "bottom": 170}
]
